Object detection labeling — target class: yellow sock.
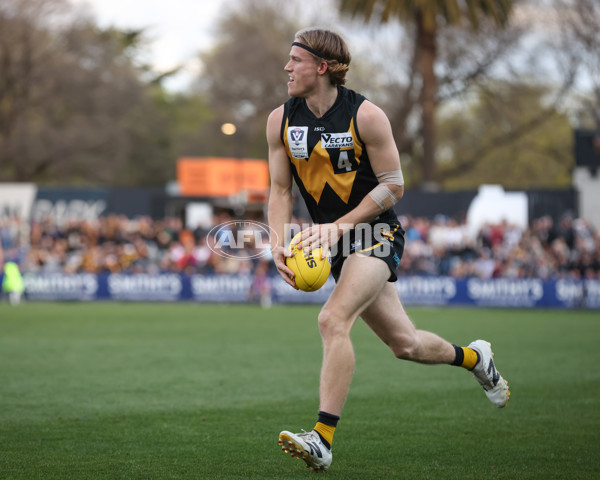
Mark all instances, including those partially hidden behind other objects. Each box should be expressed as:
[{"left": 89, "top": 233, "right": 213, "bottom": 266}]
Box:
[
  {"left": 461, "top": 347, "right": 479, "bottom": 370},
  {"left": 452, "top": 344, "right": 480, "bottom": 370},
  {"left": 314, "top": 421, "right": 336, "bottom": 448}
]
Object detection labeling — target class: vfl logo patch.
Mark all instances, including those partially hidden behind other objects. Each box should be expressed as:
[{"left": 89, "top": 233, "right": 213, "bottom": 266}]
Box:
[
  {"left": 287, "top": 126, "right": 309, "bottom": 159},
  {"left": 321, "top": 132, "right": 354, "bottom": 149},
  {"left": 290, "top": 128, "right": 305, "bottom": 144}
]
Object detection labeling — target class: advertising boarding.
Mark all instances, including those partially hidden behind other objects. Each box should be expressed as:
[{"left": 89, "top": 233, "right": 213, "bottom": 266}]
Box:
[{"left": 17, "top": 273, "right": 600, "bottom": 309}]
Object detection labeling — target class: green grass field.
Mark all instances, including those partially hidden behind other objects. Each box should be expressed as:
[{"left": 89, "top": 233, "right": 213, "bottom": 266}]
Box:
[{"left": 0, "top": 302, "right": 598, "bottom": 479}]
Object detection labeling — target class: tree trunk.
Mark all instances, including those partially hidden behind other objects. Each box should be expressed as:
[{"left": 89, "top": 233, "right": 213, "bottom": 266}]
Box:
[{"left": 416, "top": 12, "right": 438, "bottom": 191}]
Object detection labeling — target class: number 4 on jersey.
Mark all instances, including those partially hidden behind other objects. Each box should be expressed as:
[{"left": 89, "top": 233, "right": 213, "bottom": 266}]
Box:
[
  {"left": 337, "top": 151, "right": 353, "bottom": 172},
  {"left": 333, "top": 150, "right": 358, "bottom": 174},
  {"left": 337, "top": 151, "right": 351, "bottom": 171}
]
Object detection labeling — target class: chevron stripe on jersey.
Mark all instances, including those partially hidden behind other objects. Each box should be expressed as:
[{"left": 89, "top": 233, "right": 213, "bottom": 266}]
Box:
[
  {"left": 284, "top": 117, "right": 361, "bottom": 205},
  {"left": 280, "top": 86, "right": 379, "bottom": 225}
]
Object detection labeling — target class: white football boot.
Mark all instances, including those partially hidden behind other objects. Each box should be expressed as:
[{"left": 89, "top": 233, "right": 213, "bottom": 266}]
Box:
[
  {"left": 468, "top": 340, "right": 510, "bottom": 408},
  {"left": 278, "top": 429, "right": 332, "bottom": 472}
]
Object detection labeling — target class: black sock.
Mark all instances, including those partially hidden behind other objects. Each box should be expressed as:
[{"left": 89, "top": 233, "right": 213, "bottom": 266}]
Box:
[
  {"left": 318, "top": 411, "right": 340, "bottom": 427},
  {"left": 451, "top": 344, "right": 464, "bottom": 366}
]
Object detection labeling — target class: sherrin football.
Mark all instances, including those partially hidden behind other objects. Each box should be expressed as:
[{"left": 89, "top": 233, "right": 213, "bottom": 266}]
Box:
[{"left": 285, "top": 232, "right": 331, "bottom": 292}]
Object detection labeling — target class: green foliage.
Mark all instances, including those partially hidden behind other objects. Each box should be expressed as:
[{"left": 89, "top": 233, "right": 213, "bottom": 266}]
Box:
[
  {"left": 338, "top": 0, "right": 516, "bottom": 188},
  {"left": 1, "top": 302, "right": 598, "bottom": 479},
  {"left": 0, "top": 1, "right": 167, "bottom": 185},
  {"left": 0, "top": 0, "right": 596, "bottom": 189},
  {"left": 165, "top": 93, "right": 215, "bottom": 159},
  {"left": 0, "top": 1, "right": 197, "bottom": 186},
  {"left": 195, "top": 0, "right": 301, "bottom": 160},
  {"left": 339, "top": 0, "right": 513, "bottom": 30},
  {"left": 437, "top": 79, "right": 574, "bottom": 189}
]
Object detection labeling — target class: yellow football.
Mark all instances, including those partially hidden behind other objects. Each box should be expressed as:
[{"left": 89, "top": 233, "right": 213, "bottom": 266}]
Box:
[{"left": 285, "top": 232, "right": 331, "bottom": 292}]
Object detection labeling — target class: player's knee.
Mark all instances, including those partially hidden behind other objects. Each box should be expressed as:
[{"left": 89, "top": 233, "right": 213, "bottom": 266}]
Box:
[
  {"left": 391, "top": 333, "right": 419, "bottom": 360},
  {"left": 318, "top": 307, "right": 349, "bottom": 339}
]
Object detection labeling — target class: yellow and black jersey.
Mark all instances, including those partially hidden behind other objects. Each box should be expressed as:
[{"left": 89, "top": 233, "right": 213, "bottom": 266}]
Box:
[{"left": 280, "top": 86, "right": 394, "bottom": 225}]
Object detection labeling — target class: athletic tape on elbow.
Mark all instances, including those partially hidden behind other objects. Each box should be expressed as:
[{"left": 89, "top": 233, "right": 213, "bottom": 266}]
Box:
[
  {"left": 368, "top": 170, "right": 404, "bottom": 210},
  {"left": 368, "top": 184, "right": 398, "bottom": 210},
  {"left": 376, "top": 170, "right": 404, "bottom": 186}
]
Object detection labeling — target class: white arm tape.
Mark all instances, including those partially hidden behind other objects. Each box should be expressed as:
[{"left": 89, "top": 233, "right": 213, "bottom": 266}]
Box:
[
  {"left": 376, "top": 169, "right": 404, "bottom": 186},
  {"left": 368, "top": 170, "right": 404, "bottom": 211}
]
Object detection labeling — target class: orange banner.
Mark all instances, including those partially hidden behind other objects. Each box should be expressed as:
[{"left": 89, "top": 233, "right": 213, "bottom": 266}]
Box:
[{"left": 177, "top": 157, "right": 269, "bottom": 197}]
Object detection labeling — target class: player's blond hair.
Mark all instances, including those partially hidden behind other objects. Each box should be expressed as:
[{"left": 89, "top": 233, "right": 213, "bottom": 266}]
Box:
[{"left": 294, "top": 28, "right": 351, "bottom": 86}]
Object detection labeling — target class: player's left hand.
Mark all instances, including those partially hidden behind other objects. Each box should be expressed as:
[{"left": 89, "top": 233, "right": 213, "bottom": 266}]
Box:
[{"left": 295, "top": 223, "right": 340, "bottom": 259}]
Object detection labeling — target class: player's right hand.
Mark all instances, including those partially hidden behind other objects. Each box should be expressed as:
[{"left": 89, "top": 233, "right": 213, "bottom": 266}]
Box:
[{"left": 271, "top": 245, "right": 298, "bottom": 289}]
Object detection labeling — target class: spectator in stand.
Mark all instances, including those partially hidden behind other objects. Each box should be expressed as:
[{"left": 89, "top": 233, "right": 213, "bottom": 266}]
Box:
[
  {"left": 2, "top": 259, "right": 25, "bottom": 305},
  {"left": 248, "top": 259, "right": 273, "bottom": 308},
  {"left": 3, "top": 211, "right": 597, "bottom": 280}
]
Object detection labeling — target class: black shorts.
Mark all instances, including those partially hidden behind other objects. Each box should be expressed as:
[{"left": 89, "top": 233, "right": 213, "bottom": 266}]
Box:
[{"left": 330, "top": 219, "right": 405, "bottom": 283}]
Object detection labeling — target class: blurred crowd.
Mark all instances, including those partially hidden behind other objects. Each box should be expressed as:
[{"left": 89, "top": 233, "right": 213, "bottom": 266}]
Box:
[
  {"left": 398, "top": 214, "right": 599, "bottom": 280},
  {"left": 1, "top": 210, "right": 599, "bottom": 281}
]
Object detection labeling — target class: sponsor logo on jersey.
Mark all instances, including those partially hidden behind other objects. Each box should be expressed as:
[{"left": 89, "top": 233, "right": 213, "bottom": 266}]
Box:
[
  {"left": 290, "top": 127, "right": 305, "bottom": 144},
  {"left": 321, "top": 132, "right": 354, "bottom": 149},
  {"left": 287, "top": 126, "right": 309, "bottom": 158}
]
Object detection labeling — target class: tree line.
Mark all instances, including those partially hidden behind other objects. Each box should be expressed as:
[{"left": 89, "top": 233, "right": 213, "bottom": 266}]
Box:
[{"left": 0, "top": 0, "right": 598, "bottom": 190}]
